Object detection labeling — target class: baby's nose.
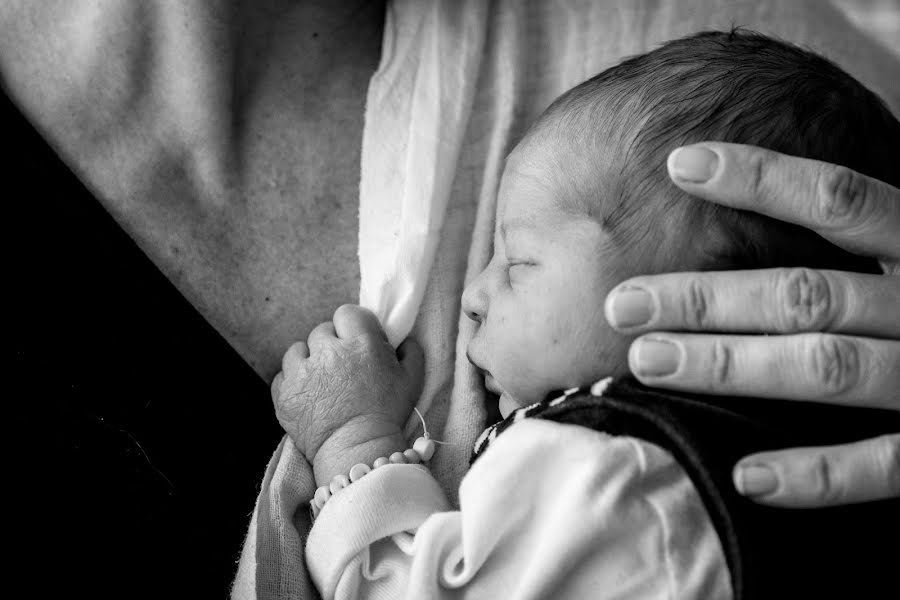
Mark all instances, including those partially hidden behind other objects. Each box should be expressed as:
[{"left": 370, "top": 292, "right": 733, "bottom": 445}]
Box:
[{"left": 461, "top": 280, "right": 486, "bottom": 324}]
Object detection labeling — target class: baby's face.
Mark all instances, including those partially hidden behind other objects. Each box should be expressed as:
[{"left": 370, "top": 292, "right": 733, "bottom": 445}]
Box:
[{"left": 463, "top": 146, "right": 637, "bottom": 418}]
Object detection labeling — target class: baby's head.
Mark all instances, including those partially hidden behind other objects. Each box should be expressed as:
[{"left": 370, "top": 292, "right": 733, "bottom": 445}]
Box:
[{"left": 463, "top": 29, "right": 899, "bottom": 418}]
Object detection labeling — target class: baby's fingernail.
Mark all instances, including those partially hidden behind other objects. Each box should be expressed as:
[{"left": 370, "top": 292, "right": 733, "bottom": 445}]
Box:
[
  {"left": 734, "top": 464, "right": 779, "bottom": 497},
  {"left": 607, "top": 286, "right": 654, "bottom": 328},
  {"left": 669, "top": 146, "right": 719, "bottom": 183},
  {"left": 633, "top": 338, "right": 681, "bottom": 377}
]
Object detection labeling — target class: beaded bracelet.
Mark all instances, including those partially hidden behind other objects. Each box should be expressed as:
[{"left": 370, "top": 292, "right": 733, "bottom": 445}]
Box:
[{"left": 310, "top": 408, "right": 446, "bottom": 519}]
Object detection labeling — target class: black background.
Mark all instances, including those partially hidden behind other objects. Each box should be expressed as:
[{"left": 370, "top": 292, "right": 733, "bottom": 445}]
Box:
[{"left": 7, "top": 90, "right": 282, "bottom": 598}]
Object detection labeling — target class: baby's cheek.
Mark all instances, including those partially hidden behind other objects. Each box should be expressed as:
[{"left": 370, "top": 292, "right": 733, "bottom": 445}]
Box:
[
  {"left": 505, "top": 315, "right": 563, "bottom": 401},
  {"left": 527, "top": 293, "right": 603, "bottom": 387},
  {"left": 569, "top": 317, "right": 631, "bottom": 382}
]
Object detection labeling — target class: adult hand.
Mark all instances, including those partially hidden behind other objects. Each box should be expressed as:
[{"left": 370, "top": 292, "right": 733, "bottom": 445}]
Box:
[{"left": 604, "top": 142, "right": 899, "bottom": 508}]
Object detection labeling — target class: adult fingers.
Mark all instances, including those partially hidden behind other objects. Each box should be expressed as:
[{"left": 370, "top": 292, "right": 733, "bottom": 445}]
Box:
[
  {"left": 332, "top": 304, "right": 388, "bottom": 342},
  {"left": 732, "top": 434, "right": 900, "bottom": 507},
  {"left": 281, "top": 341, "right": 310, "bottom": 373},
  {"left": 627, "top": 332, "right": 900, "bottom": 410},
  {"left": 605, "top": 268, "right": 900, "bottom": 338},
  {"left": 307, "top": 321, "right": 336, "bottom": 353},
  {"left": 667, "top": 143, "right": 900, "bottom": 260}
]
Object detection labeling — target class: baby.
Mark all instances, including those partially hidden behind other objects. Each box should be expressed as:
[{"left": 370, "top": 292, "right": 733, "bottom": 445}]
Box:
[{"left": 274, "top": 30, "right": 900, "bottom": 599}]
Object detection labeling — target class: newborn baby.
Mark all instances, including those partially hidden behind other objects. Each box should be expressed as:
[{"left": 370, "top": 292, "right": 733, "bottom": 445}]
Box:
[{"left": 273, "top": 30, "right": 900, "bottom": 600}]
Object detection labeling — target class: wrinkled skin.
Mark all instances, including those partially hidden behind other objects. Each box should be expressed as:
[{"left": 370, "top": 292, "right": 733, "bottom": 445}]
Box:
[
  {"left": 608, "top": 143, "right": 900, "bottom": 507},
  {"left": 272, "top": 304, "right": 424, "bottom": 484}
]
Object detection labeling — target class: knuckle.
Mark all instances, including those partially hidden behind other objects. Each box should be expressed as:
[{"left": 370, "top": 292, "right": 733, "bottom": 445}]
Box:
[
  {"left": 681, "top": 277, "right": 714, "bottom": 329},
  {"left": 806, "top": 334, "right": 861, "bottom": 397},
  {"left": 876, "top": 435, "right": 900, "bottom": 497},
  {"left": 817, "top": 166, "right": 869, "bottom": 226},
  {"left": 710, "top": 338, "right": 734, "bottom": 386},
  {"left": 809, "top": 453, "right": 843, "bottom": 505},
  {"left": 746, "top": 149, "right": 769, "bottom": 200},
  {"left": 352, "top": 330, "right": 378, "bottom": 352},
  {"left": 776, "top": 268, "right": 836, "bottom": 332}
]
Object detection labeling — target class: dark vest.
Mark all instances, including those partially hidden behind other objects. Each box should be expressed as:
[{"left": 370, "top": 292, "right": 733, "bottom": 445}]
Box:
[{"left": 471, "top": 377, "right": 900, "bottom": 600}]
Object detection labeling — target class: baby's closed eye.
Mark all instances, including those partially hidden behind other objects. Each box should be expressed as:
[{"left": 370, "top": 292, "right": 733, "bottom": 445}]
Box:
[
  {"left": 507, "top": 260, "right": 536, "bottom": 273},
  {"left": 506, "top": 260, "right": 537, "bottom": 286}
]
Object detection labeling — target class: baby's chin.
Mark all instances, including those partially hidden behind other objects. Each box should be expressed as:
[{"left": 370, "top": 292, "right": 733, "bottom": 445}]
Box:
[
  {"left": 495, "top": 381, "right": 562, "bottom": 418},
  {"left": 498, "top": 393, "right": 520, "bottom": 419}
]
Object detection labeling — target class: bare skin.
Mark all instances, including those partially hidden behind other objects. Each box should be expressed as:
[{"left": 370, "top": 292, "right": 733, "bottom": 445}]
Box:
[
  {"left": 0, "top": 0, "right": 385, "bottom": 378},
  {"left": 4, "top": 1, "right": 895, "bottom": 510},
  {"left": 607, "top": 143, "right": 900, "bottom": 507}
]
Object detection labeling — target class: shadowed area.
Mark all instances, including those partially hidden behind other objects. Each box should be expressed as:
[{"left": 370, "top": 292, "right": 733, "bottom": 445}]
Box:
[{"left": 7, "top": 91, "right": 281, "bottom": 599}]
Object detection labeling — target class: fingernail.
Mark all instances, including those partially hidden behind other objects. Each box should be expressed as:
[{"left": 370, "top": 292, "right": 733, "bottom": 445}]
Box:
[
  {"left": 607, "top": 287, "right": 654, "bottom": 328},
  {"left": 633, "top": 338, "right": 682, "bottom": 377},
  {"left": 735, "top": 464, "right": 779, "bottom": 497},
  {"left": 669, "top": 146, "right": 719, "bottom": 183}
]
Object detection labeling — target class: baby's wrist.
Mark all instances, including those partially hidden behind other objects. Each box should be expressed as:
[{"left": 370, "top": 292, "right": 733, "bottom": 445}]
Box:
[{"left": 312, "top": 418, "right": 408, "bottom": 487}]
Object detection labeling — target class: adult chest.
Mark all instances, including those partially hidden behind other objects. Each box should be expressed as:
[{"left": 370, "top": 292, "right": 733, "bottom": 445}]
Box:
[{"left": 1, "top": 0, "right": 386, "bottom": 377}]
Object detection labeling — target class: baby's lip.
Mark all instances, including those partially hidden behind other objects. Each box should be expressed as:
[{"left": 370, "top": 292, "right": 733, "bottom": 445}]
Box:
[
  {"left": 466, "top": 350, "right": 488, "bottom": 375},
  {"left": 466, "top": 351, "right": 502, "bottom": 395},
  {"left": 484, "top": 374, "right": 503, "bottom": 395}
]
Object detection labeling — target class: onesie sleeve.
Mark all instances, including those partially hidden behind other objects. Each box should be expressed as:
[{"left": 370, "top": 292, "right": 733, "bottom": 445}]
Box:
[{"left": 306, "top": 419, "right": 732, "bottom": 600}]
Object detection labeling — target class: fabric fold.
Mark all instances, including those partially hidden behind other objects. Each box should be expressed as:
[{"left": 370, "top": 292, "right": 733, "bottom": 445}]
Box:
[{"left": 359, "top": 0, "right": 487, "bottom": 349}]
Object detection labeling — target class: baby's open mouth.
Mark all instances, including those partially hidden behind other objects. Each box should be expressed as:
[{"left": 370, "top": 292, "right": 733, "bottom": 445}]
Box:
[
  {"left": 467, "top": 351, "right": 500, "bottom": 395},
  {"left": 482, "top": 372, "right": 518, "bottom": 420},
  {"left": 467, "top": 352, "right": 505, "bottom": 421}
]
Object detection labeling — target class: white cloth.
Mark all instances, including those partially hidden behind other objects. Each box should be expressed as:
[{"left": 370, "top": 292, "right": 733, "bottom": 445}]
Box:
[
  {"left": 234, "top": 1, "right": 900, "bottom": 598},
  {"left": 359, "top": 0, "right": 486, "bottom": 353},
  {"left": 307, "top": 420, "right": 732, "bottom": 600}
]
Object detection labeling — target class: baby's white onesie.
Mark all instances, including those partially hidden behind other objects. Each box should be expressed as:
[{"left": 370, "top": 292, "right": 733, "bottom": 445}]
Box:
[{"left": 306, "top": 418, "right": 732, "bottom": 600}]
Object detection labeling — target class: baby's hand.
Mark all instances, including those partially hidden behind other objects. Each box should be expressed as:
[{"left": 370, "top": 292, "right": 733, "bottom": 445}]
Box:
[{"left": 272, "top": 305, "right": 424, "bottom": 481}]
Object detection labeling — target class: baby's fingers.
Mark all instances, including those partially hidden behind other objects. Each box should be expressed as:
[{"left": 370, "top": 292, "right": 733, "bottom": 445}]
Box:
[
  {"left": 333, "top": 304, "right": 389, "bottom": 343},
  {"left": 733, "top": 434, "right": 900, "bottom": 507},
  {"left": 281, "top": 341, "right": 310, "bottom": 374},
  {"left": 307, "top": 321, "right": 336, "bottom": 353},
  {"left": 270, "top": 371, "right": 284, "bottom": 402},
  {"left": 397, "top": 337, "right": 425, "bottom": 388}
]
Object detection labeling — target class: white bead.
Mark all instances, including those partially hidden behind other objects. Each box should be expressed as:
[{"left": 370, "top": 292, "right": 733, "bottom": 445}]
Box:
[
  {"left": 590, "top": 377, "right": 612, "bottom": 397},
  {"left": 373, "top": 456, "right": 390, "bottom": 468},
  {"left": 403, "top": 449, "right": 421, "bottom": 464},
  {"left": 389, "top": 451, "right": 407, "bottom": 464},
  {"left": 329, "top": 474, "right": 350, "bottom": 494},
  {"left": 314, "top": 486, "right": 331, "bottom": 508},
  {"left": 349, "top": 463, "right": 371, "bottom": 482},
  {"left": 413, "top": 437, "right": 436, "bottom": 461},
  {"left": 311, "top": 500, "right": 320, "bottom": 519}
]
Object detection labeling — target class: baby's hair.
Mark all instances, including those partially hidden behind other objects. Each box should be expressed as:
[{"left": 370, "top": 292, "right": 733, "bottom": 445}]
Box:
[{"left": 525, "top": 28, "right": 899, "bottom": 274}]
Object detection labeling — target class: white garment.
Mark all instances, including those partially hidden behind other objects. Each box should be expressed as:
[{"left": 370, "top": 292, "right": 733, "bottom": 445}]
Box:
[{"left": 307, "top": 420, "right": 732, "bottom": 600}]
